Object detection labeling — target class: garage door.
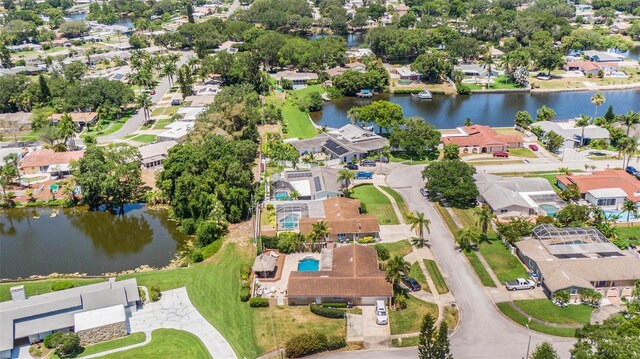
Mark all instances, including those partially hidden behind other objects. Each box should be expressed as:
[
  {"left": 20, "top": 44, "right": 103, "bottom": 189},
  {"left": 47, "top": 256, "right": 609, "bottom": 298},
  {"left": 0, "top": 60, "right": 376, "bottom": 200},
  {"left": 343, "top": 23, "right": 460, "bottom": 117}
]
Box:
[{"left": 361, "top": 297, "right": 385, "bottom": 306}]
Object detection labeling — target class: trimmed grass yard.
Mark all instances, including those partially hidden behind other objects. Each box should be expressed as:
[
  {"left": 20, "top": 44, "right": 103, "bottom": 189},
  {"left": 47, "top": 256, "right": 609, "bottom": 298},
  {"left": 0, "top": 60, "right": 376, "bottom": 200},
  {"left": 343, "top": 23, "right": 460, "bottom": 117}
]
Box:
[
  {"left": 508, "top": 148, "right": 536, "bottom": 158},
  {"left": 352, "top": 185, "right": 400, "bottom": 225},
  {"left": 81, "top": 117, "right": 128, "bottom": 138},
  {"left": 496, "top": 302, "right": 579, "bottom": 337},
  {"left": 281, "top": 85, "right": 324, "bottom": 139},
  {"left": 153, "top": 118, "right": 173, "bottom": 129},
  {"left": 423, "top": 259, "right": 448, "bottom": 294},
  {"left": 392, "top": 336, "right": 420, "bottom": 347},
  {"left": 0, "top": 279, "right": 105, "bottom": 302},
  {"left": 410, "top": 261, "right": 430, "bottom": 293},
  {"left": 615, "top": 226, "right": 640, "bottom": 240},
  {"left": 444, "top": 307, "right": 459, "bottom": 329},
  {"left": 52, "top": 332, "right": 146, "bottom": 358},
  {"left": 478, "top": 236, "right": 528, "bottom": 284},
  {"left": 513, "top": 299, "right": 594, "bottom": 326},
  {"left": 390, "top": 296, "right": 438, "bottom": 335},
  {"left": 463, "top": 250, "right": 496, "bottom": 287},
  {"left": 379, "top": 240, "right": 413, "bottom": 259},
  {"left": 380, "top": 186, "right": 412, "bottom": 222},
  {"left": 129, "top": 134, "right": 157, "bottom": 143},
  {"left": 101, "top": 329, "right": 210, "bottom": 359}
]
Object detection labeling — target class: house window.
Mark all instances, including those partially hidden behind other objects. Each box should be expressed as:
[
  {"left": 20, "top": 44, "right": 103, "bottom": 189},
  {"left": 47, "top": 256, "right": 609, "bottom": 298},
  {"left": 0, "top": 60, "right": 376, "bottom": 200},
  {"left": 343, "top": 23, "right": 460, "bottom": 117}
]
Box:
[
  {"left": 500, "top": 209, "right": 508, "bottom": 213},
  {"left": 596, "top": 281, "right": 608, "bottom": 287},
  {"left": 596, "top": 198, "right": 616, "bottom": 206},
  {"left": 569, "top": 288, "right": 578, "bottom": 295}
]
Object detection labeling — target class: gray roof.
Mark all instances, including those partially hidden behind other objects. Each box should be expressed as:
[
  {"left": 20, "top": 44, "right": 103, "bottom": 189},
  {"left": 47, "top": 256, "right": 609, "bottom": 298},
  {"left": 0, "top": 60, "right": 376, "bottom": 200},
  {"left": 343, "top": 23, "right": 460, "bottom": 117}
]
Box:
[
  {"left": 535, "top": 121, "right": 610, "bottom": 142},
  {"left": 0, "top": 278, "right": 139, "bottom": 352},
  {"left": 138, "top": 140, "right": 177, "bottom": 161},
  {"left": 288, "top": 125, "right": 389, "bottom": 157},
  {"left": 273, "top": 167, "right": 341, "bottom": 197},
  {"left": 475, "top": 173, "right": 557, "bottom": 212}
]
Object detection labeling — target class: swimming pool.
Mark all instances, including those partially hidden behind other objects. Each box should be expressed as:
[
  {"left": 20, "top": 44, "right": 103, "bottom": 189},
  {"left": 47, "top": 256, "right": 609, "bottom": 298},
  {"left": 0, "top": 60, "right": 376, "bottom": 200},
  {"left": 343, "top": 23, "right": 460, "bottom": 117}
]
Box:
[
  {"left": 539, "top": 204, "right": 560, "bottom": 217},
  {"left": 297, "top": 257, "right": 319, "bottom": 271},
  {"left": 279, "top": 214, "right": 299, "bottom": 230},
  {"left": 274, "top": 191, "right": 290, "bottom": 201},
  {"left": 604, "top": 210, "right": 637, "bottom": 222}
]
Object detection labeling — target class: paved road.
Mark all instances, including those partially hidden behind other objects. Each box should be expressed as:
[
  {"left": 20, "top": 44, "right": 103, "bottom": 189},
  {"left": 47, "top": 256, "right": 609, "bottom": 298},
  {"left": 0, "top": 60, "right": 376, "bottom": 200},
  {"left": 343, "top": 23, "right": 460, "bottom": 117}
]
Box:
[
  {"left": 322, "top": 164, "right": 576, "bottom": 359},
  {"left": 97, "top": 52, "right": 192, "bottom": 144}
]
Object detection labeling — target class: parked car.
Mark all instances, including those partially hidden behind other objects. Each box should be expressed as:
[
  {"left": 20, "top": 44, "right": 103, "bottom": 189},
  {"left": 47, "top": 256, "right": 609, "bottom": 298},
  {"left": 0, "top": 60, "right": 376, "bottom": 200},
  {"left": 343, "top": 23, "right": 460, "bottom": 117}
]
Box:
[
  {"left": 344, "top": 162, "right": 359, "bottom": 170},
  {"left": 402, "top": 277, "right": 422, "bottom": 292},
  {"left": 505, "top": 278, "right": 536, "bottom": 291},
  {"left": 528, "top": 144, "right": 539, "bottom": 151},
  {"left": 493, "top": 151, "right": 509, "bottom": 158},
  {"left": 375, "top": 300, "right": 388, "bottom": 325},
  {"left": 360, "top": 160, "right": 376, "bottom": 167},
  {"left": 355, "top": 171, "right": 373, "bottom": 180},
  {"left": 626, "top": 166, "right": 638, "bottom": 176},
  {"left": 171, "top": 99, "right": 182, "bottom": 106},
  {"left": 376, "top": 156, "right": 389, "bottom": 163},
  {"left": 420, "top": 188, "right": 429, "bottom": 197}
]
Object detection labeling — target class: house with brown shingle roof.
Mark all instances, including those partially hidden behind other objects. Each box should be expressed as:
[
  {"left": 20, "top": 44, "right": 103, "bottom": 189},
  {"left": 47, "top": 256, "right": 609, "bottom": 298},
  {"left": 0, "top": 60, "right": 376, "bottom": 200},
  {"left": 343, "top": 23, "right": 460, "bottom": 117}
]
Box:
[
  {"left": 19, "top": 149, "right": 85, "bottom": 175},
  {"left": 298, "top": 197, "right": 380, "bottom": 242},
  {"left": 441, "top": 125, "right": 523, "bottom": 154},
  {"left": 287, "top": 244, "right": 393, "bottom": 305},
  {"left": 556, "top": 170, "right": 640, "bottom": 208}
]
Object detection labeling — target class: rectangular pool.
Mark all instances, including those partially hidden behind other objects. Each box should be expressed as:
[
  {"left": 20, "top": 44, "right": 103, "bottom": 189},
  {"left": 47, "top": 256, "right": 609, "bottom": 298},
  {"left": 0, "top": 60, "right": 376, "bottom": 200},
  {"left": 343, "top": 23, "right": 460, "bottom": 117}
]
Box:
[{"left": 297, "top": 258, "right": 319, "bottom": 271}]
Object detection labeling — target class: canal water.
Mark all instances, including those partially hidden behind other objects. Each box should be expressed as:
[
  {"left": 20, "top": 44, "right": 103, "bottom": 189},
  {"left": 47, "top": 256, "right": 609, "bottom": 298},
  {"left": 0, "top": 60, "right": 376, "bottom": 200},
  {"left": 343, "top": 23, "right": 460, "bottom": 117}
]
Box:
[
  {"left": 311, "top": 89, "right": 640, "bottom": 129},
  {"left": 0, "top": 204, "right": 190, "bottom": 279},
  {"left": 65, "top": 12, "right": 135, "bottom": 29},
  {"left": 306, "top": 32, "right": 367, "bottom": 48}
]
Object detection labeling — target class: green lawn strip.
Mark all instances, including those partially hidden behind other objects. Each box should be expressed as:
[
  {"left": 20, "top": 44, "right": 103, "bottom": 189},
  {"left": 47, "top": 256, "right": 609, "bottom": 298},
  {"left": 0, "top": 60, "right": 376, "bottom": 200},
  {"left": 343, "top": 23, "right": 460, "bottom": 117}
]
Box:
[
  {"left": 451, "top": 208, "right": 476, "bottom": 229},
  {"left": 100, "top": 329, "right": 211, "bottom": 359},
  {"left": 434, "top": 203, "right": 458, "bottom": 233},
  {"left": 463, "top": 250, "right": 496, "bottom": 287},
  {"left": 165, "top": 106, "right": 180, "bottom": 115},
  {"left": 392, "top": 336, "right": 420, "bottom": 347},
  {"left": 410, "top": 261, "right": 430, "bottom": 293},
  {"left": 51, "top": 332, "right": 146, "bottom": 358},
  {"left": 379, "top": 240, "right": 413, "bottom": 259},
  {"left": 389, "top": 296, "right": 438, "bottom": 335},
  {"left": 351, "top": 185, "right": 400, "bottom": 225},
  {"left": 0, "top": 279, "right": 106, "bottom": 302},
  {"left": 496, "top": 303, "right": 576, "bottom": 337},
  {"left": 423, "top": 259, "right": 449, "bottom": 294},
  {"left": 82, "top": 118, "right": 128, "bottom": 138},
  {"left": 130, "top": 134, "right": 157, "bottom": 143},
  {"left": 513, "top": 299, "right": 594, "bottom": 326},
  {"left": 444, "top": 307, "right": 459, "bottom": 329},
  {"left": 151, "top": 108, "right": 165, "bottom": 117},
  {"left": 282, "top": 102, "right": 317, "bottom": 139},
  {"left": 477, "top": 236, "right": 528, "bottom": 284},
  {"left": 614, "top": 226, "right": 640, "bottom": 240},
  {"left": 153, "top": 118, "right": 173, "bottom": 129},
  {"left": 508, "top": 148, "right": 537, "bottom": 158},
  {"left": 379, "top": 186, "right": 412, "bottom": 222}
]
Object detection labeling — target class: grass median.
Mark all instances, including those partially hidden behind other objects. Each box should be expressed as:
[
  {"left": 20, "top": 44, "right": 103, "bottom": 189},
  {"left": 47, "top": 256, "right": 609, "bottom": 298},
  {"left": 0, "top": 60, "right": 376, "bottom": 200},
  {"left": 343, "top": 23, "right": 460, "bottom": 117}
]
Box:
[
  {"left": 390, "top": 296, "right": 438, "bottom": 335},
  {"left": 496, "top": 302, "right": 577, "bottom": 337},
  {"left": 380, "top": 186, "right": 412, "bottom": 222},
  {"left": 101, "top": 329, "right": 210, "bottom": 359},
  {"left": 423, "top": 259, "right": 448, "bottom": 294}
]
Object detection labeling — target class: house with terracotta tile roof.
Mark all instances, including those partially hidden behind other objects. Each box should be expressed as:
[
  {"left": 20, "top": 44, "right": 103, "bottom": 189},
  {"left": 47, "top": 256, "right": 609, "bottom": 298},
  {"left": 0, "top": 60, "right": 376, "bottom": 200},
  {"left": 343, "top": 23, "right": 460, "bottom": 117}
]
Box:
[
  {"left": 440, "top": 125, "right": 524, "bottom": 154},
  {"left": 298, "top": 197, "right": 379, "bottom": 242},
  {"left": 19, "top": 149, "right": 85, "bottom": 175},
  {"left": 555, "top": 170, "right": 640, "bottom": 208},
  {"left": 287, "top": 244, "right": 393, "bottom": 305}
]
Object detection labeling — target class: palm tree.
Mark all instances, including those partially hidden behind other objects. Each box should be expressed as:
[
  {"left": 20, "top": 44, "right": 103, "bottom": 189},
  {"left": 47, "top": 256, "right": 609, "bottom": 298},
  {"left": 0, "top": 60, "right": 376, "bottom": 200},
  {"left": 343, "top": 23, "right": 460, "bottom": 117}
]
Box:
[
  {"left": 162, "top": 61, "right": 177, "bottom": 86},
  {"left": 385, "top": 255, "right": 411, "bottom": 289},
  {"left": 622, "top": 199, "right": 638, "bottom": 225},
  {"left": 290, "top": 190, "right": 300, "bottom": 200},
  {"left": 575, "top": 115, "right": 591, "bottom": 148},
  {"left": 481, "top": 52, "right": 494, "bottom": 89},
  {"left": 591, "top": 93, "right": 605, "bottom": 120},
  {"left": 3, "top": 153, "right": 21, "bottom": 187},
  {"left": 347, "top": 107, "right": 360, "bottom": 125},
  {"left": 475, "top": 205, "right": 495, "bottom": 239},
  {"left": 337, "top": 169, "right": 355, "bottom": 197},
  {"left": 622, "top": 111, "right": 640, "bottom": 136},
  {"left": 56, "top": 113, "right": 76, "bottom": 149},
  {"left": 302, "top": 152, "right": 316, "bottom": 165},
  {"left": 454, "top": 227, "right": 480, "bottom": 251},
  {"left": 306, "top": 220, "right": 329, "bottom": 251},
  {"left": 409, "top": 212, "right": 431, "bottom": 248},
  {"left": 136, "top": 92, "right": 153, "bottom": 125},
  {"left": 617, "top": 136, "right": 638, "bottom": 168}
]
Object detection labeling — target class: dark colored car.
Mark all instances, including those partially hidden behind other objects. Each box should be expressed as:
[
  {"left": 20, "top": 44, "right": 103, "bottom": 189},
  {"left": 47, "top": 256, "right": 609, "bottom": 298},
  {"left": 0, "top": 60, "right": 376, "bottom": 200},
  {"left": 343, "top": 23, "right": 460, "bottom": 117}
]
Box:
[
  {"left": 528, "top": 144, "right": 539, "bottom": 151},
  {"left": 420, "top": 188, "right": 429, "bottom": 197},
  {"left": 361, "top": 160, "right": 376, "bottom": 167},
  {"left": 171, "top": 99, "right": 182, "bottom": 106},
  {"left": 402, "top": 277, "right": 422, "bottom": 292},
  {"left": 355, "top": 171, "right": 373, "bottom": 179},
  {"left": 344, "top": 162, "right": 359, "bottom": 170},
  {"left": 626, "top": 166, "right": 638, "bottom": 176},
  {"left": 493, "top": 151, "right": 509, "bottom": 158},
  {"left": 376, "top": 156, "right": 389, "bottom": 163}
]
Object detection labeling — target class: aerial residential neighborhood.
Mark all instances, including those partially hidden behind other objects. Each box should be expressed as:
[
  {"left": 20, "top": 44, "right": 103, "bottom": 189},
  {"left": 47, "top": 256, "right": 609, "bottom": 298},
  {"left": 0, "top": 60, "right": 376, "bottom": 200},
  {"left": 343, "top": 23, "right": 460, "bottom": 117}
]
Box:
[{"left": 1, "top": 0, "right": 640, "bottom": 358}]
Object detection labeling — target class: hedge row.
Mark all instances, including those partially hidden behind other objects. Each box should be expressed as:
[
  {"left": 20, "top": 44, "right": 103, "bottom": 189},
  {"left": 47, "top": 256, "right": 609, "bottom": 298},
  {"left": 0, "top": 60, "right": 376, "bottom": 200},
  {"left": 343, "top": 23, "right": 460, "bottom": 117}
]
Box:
[
  {"left": 240, "top": 287, "right": 251, "bottom": 302},
  {"left": 310, "top": 304, "right": 346, "bottom": 318},
  {"left": 249, "top": 297, "right": 269, "bottom": 307},
  {"left": 285, "top": 331, "right": 346, "bottom": 358},
  {"left": 321, "top": 302, "right": 348, "bottom": 308}
]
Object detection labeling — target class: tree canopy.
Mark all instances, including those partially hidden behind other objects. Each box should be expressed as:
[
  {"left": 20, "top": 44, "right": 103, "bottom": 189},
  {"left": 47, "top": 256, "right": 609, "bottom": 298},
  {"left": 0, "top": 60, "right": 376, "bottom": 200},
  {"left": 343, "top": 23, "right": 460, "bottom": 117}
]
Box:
[{"left": 422, "top": 159, "right": 478, "bottom": 208}]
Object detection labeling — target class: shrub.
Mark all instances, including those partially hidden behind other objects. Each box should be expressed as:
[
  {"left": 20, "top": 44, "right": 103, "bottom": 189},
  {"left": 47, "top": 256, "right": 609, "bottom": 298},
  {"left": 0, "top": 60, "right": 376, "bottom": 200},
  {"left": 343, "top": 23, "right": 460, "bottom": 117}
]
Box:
[
  {"left": 266, "top": 203, "right": 274, "bottom": 211},
  {"left": 359, "top": 201, "right": 367, "bottom": 214},
  {"left": 326, "top": 335, "right": 347, "bottom": 351},
  {"left": 259, "top": 235, "right": 279, "bottom": 250},
  {"left": 56, "top": 333, "right": 81, "bottom": 358},
  {"left": 285, "top": 331, "right": 329, "bottom": 358},
  {"left": 249, "top": 297, "right": 269, "bottom": 307},
  {"left": 374, "top": 244, "right": 390, "bottom": 261},
  {"left": 179, "top": 218, "right": 197, "bottom": 235},
  {"left": 394, "top": 294, "right": 407, "bottom": 310},
  {"left": 44, "top": 332, "right": 63, "bottom": 349},
  {"left": 357, "top": 236, "right": 376, "bottom": 244},
  {"left": 310, "top": 304, "right": 346, "bottom": 319},
  {"left": 282, "top": 79, "right": 294, "bottom": 90},
  {"left": 51, "top": 281, "right": 75, "bottom": 292},
  {"left": 240, "top": 287, "right": 251, "bottom": 302},
  {"left": 321, "top": 302, "right": 348, "bottom": 308},
  {"left": 149, "top": 284, "right": 162, "bottom": 302},
  {"left": 456, "top": 84, "right": 471, "bottom": 95},
  {"left": 138, "top": 287, "right": 147, "bottom": 302},
  {"left": 190, "top": 249, "right": 204, "bottom": 263}
]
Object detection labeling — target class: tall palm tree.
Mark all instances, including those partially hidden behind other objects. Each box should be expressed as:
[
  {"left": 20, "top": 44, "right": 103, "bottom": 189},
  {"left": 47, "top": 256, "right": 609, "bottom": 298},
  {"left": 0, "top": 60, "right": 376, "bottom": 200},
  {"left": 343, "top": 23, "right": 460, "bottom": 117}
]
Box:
[
  {"left": 622, "top": 199, "right": 638, "bottom": 225},
  {"left": 475, "top": 205, "right": 495, "bottom": 238},
  {"left": 337, "top": 169, "right": 355, "bottom": 197},
  {"left": 290, "top": 190, "right": 300, "bottom": 200},
  {"left": 56, "top": 113, "right": 76, "bottom": 149},
  {"left": 3, "top": 153, "right": 21, "bottom": 187},
  {"left": 409, "top": 212, "right": 431, "bottom": 248},
  {"left": 162, "top": 61, "right": 177, "bottom": 87},
  {"left": 481, "top": 52, "right": 494, "bottom": 89},
  {"left": 454, "top": 227, "right": 480, "bottom": 251},
  {"left": 306, "top": 220, "right": 330, "bottom": 251},
  {"left": 136, "top": 92, "right": 153, "bottom": 125},
  {"left": 575, "top": 115, "right": 591, "bottom": 148},
  {"left": 347, "top": 107, "right": 360, "bottom": 125},
  {"left": 385, "top": 255, "right": 411, "bottom": 289},
  {"left": 617, "top": 136, "right": 638, "bottom": 168},
  {"left": 591, "top": 93, "right": 605, "bottom": 120},
  {"left": 622, "top": 110, "right": 640, "bottom": 136}
]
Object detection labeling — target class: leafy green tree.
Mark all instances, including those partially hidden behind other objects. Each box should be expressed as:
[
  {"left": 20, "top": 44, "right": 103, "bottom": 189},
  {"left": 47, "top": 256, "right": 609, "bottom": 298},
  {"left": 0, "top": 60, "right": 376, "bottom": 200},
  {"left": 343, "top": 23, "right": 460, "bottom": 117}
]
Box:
[
  {"left": 591, "top": 93, "right": 606, "bottom": 120},
  {"left": 357, "top": 101, "right": 404, "bottom": 134},
  {"left": 536, "top": 105, "right": 556, "bottom": 122},
  {"left": 531, "top": 342, "right": 559, "bottom": 359},
  {"left": 409, "top": 212, "right": 431, "bottom": 248},
  {"left": 337, "top": 169, "right": 355, "bottom": 197},
  {"left": 555, "top": 203, "right": 592, "bottom": 227},
  {"left": 543, "top": 131, "right": 563, "bottom": 153},
  {"left": 575, "top": 115, "right": 591, "bottom": 147},
  {"left": 63, "top": 61, "right": 87, "bottom": 82},
  {"left": 0, "top": 160, "right": 18, "bottom": 199},
  {"left": 136, "top": 92, "right": 153, "bottom": 125},
  {"left": 572, "top": 315, "right": 640, "bottom": 358},
  {"left": 411, "top": 50, "right": 453, "bottom": 83},
  {"left": 176, "top": 64, "right": 194, "bottom": 99},
  {"left": 389, "top": 117, "right": 441, "bottom": 159},
  {"left": 443, "top": 144, "right": 460, "bottom": 160},
  {"left": 496, "top": 217, "right": 533, "bottom": 245},
  {"left": 422, "top": 159, "right": 478, "bottom": 208},
  {"left": 0, "top": 44, "right": 13, "bottom": 69},
  {"left": 418, "top": 313, "right": 437, "bottom": 359},
  {"left": 514, "top": 111, "right": 533, "bottom": 129},
  {"left": 55, "top": 332, "right": 81, "bottom": 357},
  {"left": 475, "top": 205, "right": 495, "bottom": 238},
  {"left": 58, "top": 21, "right": 88, "bottom": 38},
  {"left": 622, "top": 199, "right": 638, "bottom": 224},
  {"left": 56, "top": 113, "right": 76, "bottom": 149},
  {"left": 604, "top": 105, "right": 616, "bottom": 123},
  {"left": 38, "top": 75, "right": 51, "bottom": 104},
  {"left": 385, "top": 255, "right": 410, "bottom": 288},
  {"left": 374, "top": 243, "right": 390, "bottom": 261}
]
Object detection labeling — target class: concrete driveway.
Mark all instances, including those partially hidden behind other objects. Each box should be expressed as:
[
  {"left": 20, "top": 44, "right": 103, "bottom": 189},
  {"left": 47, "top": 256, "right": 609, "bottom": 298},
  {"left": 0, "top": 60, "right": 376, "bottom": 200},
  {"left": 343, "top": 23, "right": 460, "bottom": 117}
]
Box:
[{"left": 361, "top": 306, "right": 390, "bottom": 350}]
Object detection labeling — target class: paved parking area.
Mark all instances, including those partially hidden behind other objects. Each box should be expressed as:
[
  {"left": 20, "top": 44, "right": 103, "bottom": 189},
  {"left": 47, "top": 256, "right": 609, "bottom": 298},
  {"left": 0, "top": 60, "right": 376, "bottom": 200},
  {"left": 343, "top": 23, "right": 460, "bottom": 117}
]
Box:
[{"left": 361, "top": 306, "right": 391, "bottom": 349}]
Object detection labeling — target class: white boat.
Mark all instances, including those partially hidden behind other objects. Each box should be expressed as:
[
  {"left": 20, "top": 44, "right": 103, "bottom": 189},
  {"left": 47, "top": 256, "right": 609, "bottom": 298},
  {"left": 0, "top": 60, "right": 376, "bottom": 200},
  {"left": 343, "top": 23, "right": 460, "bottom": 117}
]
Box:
[{"left": 413, "top": 89, "right": 432, "bottom": 99}]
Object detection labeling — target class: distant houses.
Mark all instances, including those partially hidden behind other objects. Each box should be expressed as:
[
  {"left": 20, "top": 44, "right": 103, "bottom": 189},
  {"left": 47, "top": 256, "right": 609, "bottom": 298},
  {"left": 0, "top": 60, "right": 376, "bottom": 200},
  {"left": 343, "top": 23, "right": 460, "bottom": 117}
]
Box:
[
  {"left": 298, "top": 197, "right": 380, "bottom": 242},
  {"left": 19, "top": 149, "right": 85, "bottom": 176},
  {"left": 556, "top": 170, "right": 640, "bottom": 208},
  {"left": 271, "top": 167, "right": 342, "bottom": 201},
  {"left": 441, "top": 125, "right": 524, "bottom": 154},
  {"left": 270, "top": 71, "right": 319, "bottom": 89},
  {"left": 535, "top": 121, "right": 610, "bottom": 149}
]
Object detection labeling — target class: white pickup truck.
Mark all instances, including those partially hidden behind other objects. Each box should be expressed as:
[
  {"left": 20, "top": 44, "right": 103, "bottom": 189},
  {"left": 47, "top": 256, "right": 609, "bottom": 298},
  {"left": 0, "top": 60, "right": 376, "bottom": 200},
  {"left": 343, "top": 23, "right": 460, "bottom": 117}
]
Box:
[{"left": 505, "top": 278, "right": 536, "bottom": 291}]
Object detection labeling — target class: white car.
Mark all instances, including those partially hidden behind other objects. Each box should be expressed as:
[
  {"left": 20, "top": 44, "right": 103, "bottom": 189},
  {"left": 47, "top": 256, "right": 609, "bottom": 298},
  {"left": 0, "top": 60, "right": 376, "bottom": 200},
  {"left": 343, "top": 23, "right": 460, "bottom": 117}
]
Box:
[{"left": 375, "top": 300, "right": 388, "bottom": 325}]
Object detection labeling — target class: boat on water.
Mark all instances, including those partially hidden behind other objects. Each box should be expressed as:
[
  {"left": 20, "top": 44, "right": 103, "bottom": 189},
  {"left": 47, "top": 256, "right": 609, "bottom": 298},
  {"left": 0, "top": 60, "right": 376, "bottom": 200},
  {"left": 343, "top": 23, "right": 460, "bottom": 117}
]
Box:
[
  {"left": 50, "top": 209, "right": 59, "bottom": 217},
  {"left": 356, "top": 89, "right": 374, "bottom": 98},
  {"left": 412, "top": 89, "right": 432, "bottom": 100}
]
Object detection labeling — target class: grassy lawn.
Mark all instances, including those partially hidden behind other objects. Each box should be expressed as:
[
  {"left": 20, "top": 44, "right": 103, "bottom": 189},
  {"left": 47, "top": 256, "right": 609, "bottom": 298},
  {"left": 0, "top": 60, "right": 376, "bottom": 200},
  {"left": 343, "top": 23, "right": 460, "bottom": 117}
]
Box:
[
  {"left": 410, "top": 261, "right": 430, "bottom": 293},
  {"left": 252, "top": 306, "right": 345, "bottom": 352},
  {"left": 434, "top": 203, "right": 459, "bottom": 233},
  {"left": 351, "top": 185, "right": 400, "bottom": 225},
  {"left": 513, "top": 299, "right": 594, "bottom": 326},
  {"left": 451, "top": 208, "right": 477, "bottom": 229},
  {"left": 130, "top": 134, "right": 157, "bottom": 143},
  {"left": 0, "top": 279, "right": 105, "bottom": 302},
  {"left": 444, "top": 307, "right": 459, "bottom": 329},
  {"left": 478, "top": 236, "right": 528, "bottom": 284},
  {"left": 281, "top": 85, "right": 324, "bottom": 139},
  {"left": 153, "top": 118, "right": 174, "bottom": 129},
  {"left": 496, "top": 302, "right": 577, "bottom": 337},
  {"left": 389, "top": 152, "right": 431, "bottom": 165},
  {"left": 508, "top": 148, "right": 537, "bottom": 158},
  {"left": 380, "top": 186, "right": 412, "bottom": 222},
  {"left": 379, "top": 240, "right": 413, "bottom": 259},
  {"left": 101, "top": 329, "right": 210, "bottom": 359},
  {"left": 494, "top": 128, "right": 524, "bottom": 137},
  {"left": 467, "top": 76, "right": 520, "bottom": 91},
  {"left": 52, "top": 333, "right": 146, "bottom": 358},
  {"left": 615, "top": 226, "right": 640, "bottom": 240},
  {"left": 463, "top": 250, "right": 497, "bottom": 287},
  {"left": 392, "top": 336, "right": 420, "bottom": 347},
  {"left": 423, "top": 259, "right": 448, "bottom": 294},
  {"left": 81, "top": 117, "right": 128, "bottom": 138},
  {"left": 151, "top": 108, "right": 165, "bottom": 117},
  {"left": 390, "top": 296, "right": 438, "bottom": 335}
]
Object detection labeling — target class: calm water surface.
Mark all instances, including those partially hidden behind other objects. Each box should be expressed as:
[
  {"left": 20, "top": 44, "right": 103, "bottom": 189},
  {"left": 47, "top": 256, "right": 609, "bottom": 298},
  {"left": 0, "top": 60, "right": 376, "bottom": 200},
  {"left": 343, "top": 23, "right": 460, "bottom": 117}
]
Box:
[
  {"left": 0, "top": 204, "right": 189, "bottom": 279},
  {"left": 65, "top": 12, "right": 134, "bottom": 29},
  {"left": 311, "top": 90, "right": 640, "bottom": 129},
  {"left": 306, "top": 32, "right": 366, "bottom": 48}
]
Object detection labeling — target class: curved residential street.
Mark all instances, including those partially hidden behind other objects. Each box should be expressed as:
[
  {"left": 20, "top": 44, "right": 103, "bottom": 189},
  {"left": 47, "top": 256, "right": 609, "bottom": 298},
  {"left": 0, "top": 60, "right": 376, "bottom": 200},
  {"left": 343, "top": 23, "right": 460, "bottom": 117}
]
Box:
[{"left": 322, "top": 164, "right": 576, "bottom": 359}]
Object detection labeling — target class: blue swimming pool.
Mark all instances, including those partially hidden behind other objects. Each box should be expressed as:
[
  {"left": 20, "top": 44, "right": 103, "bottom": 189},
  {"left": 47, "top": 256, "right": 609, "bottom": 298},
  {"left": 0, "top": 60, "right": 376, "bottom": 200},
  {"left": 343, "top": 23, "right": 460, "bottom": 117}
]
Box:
[
  {"left": 539, "top": 204, "right": 560, "bottom": 217},
  {"left": 298, "top": 258, "right": 319, "bottom": 271},
  {"left": 279, "top": 214, "right": 299, "bottom": 229},
  {"left": 604, "top": 210, "right": 637, "bottom": 222},
  {"left": 274, "top": 191, "right": 290, "bottom": 201}
]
